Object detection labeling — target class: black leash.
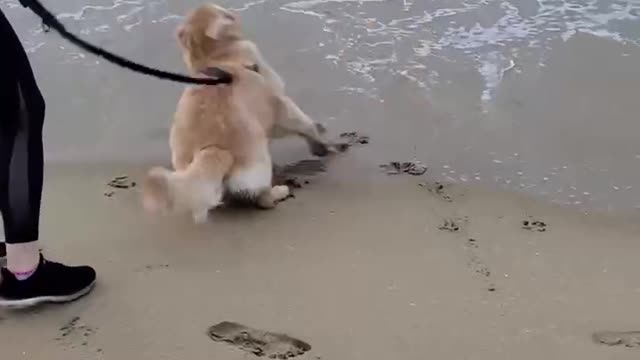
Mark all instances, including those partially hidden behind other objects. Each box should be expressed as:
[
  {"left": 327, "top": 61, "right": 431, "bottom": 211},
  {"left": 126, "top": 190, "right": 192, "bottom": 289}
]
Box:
[{"left": 18, "top": 0, "right": 232, "bottom": 86}]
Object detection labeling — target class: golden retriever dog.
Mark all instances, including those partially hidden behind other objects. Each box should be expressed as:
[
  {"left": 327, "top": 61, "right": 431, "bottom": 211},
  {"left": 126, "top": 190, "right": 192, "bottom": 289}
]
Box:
[{"left": 142, "top": 3, "right": 340, "bottom": 223}]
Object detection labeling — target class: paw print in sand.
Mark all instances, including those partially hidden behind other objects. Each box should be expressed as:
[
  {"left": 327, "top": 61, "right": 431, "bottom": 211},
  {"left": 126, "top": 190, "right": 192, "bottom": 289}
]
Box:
[{"left": 522, "top": 218, "right": 547, "bottom": 232}]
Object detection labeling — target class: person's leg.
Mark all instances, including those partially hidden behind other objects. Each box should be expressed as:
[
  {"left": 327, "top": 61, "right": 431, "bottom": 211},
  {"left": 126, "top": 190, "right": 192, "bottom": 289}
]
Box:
[
  {"left": 1, "top": 81, "right": 44, "bottom": 280},
  {"left": 0, "top": 124, "right": 9, "bottom": 262},
  {"left": 0, "top": 7, "right": 45, "bottom": 280},
  {"left": 0, "top": 8, "right": 96, "bottom": 308}
]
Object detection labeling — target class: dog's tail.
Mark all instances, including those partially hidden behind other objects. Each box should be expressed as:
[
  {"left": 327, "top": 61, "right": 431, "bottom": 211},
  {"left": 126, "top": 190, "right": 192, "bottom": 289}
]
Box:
[{"left": 142, "top": 146, "right": 233, "bottom": 222}]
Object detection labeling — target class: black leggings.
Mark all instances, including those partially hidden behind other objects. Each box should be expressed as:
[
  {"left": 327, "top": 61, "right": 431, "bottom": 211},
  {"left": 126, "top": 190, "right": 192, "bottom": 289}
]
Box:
[{"left": 0, "top": 9, "right": 45, "bottom": 244}]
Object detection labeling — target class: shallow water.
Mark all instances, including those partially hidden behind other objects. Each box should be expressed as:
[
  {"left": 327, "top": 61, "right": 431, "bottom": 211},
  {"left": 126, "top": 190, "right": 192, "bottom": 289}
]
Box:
[{"left": 1, "top": 0, "right": 640, "bottom": 214}]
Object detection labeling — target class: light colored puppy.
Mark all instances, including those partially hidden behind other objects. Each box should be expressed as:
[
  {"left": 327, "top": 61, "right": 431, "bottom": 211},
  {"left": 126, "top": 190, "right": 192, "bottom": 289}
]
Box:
[
  {"left": 142, "top": 4, "right": 338, "bottom": 223},
  {"left": 175, "top": 3, "right": 331, "bottom": 155}
]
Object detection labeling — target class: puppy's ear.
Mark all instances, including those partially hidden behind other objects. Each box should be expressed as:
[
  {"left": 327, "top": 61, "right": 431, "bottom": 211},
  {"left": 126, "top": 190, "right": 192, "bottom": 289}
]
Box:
[
  {"left": 176, "top": 24, "right": 191, "bottom": 49},
  {"left": 204, "top": 13, "right": 235, "bottom": 40}
]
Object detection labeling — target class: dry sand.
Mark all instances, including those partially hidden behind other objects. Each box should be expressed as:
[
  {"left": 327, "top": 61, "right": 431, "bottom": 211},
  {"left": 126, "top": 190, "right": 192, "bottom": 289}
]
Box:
[{"left": 1, "top": 157, "right": 640, "bottom": 359}]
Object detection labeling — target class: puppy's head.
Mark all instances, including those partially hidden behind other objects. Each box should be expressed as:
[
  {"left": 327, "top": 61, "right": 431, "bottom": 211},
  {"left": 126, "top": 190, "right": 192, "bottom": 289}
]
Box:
[{"left": 176, "top": 4, "right": 241, "bottom": 72}]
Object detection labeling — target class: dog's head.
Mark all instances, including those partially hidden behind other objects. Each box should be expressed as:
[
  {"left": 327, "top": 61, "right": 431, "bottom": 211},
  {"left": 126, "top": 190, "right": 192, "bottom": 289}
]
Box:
[{"left": 176, "top": 4, "right": 241, "bottom": 72}]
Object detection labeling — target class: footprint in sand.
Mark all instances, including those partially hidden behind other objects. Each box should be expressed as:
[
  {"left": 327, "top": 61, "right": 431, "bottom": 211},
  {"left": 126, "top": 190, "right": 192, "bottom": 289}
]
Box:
[
  {"left": 438, "top": 217, "right": 467, "bottom": 232},
  {"left": 135, "top": 263, "right": 170, "bottom": 273},
  {"left": 419, "top": 181, "right": 453, "bottom": 202},
  {"left": 104, "top": 175, "right": 136, "bottom": 198},
  {"left": 380, "top": 161, "right": 427, "bottom": 176},
  {"left": 339, "top": 131, "right": 370, "bottom": 146},
  {"left": 465, "top": 238, "right": 496, "bottom": 292},
  {"left": 207, "top": 321, "right": 311, "bottom": 359},
  {"left": 522, "top": 218, "right": 547, "bottom": 232},
  {"left": 271, "top": 159, "right": 327, "bottom": 200},
  {"left": 55, "top": 316, "right": 101, "bottom": 353},
  {"left": 593, "top": 331, "right": 640, "bottom": 347}
]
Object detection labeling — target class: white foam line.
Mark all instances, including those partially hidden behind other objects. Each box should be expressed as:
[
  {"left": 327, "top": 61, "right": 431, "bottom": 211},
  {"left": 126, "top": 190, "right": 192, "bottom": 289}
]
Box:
[
  {"left": 280, "top": 6, "right": 326, "bottom": 19},
  {"left": 116, "top": 6, "right": 144, "bottom": 23},
  {"left": 500, "top": 59, "right": 516, "bottom": 79},
  {"left": 336, "top": 86, "right": 380, "bottom": 100},
  {"left": 94, "top": 24, "right": 111, "bottom": 32},
  {"left": 57, "top": 0, "right": 143, "bottom": 21},
  {"left": 397, "top": 69, "right": 427, "bottom": 88},
  {"left": 229, "top": 0, "right": 268, "bottom": 12},
  {"left": 156, "top": 14, "right": 183, "bottom": 23},
  {"left": 25, "top": 42, "right": 45, "bottom": 54},
  {"left": 362, "top": 40, "right": 394, "bottom": 48},
  {"left": 123, "top": 19, "right": 142, "bottom": 32},
  {"left": 285, "top": 0, "right": 385, "bottom": 10}
]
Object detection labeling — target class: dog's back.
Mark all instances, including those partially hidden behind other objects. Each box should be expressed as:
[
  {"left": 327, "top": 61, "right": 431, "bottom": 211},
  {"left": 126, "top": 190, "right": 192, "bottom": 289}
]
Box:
[
  {"left": 170, "top": 64, "right": 280, "bottom": 170},
  {"left": 142, "top": 63, "right": 284, "bottom": 222}
]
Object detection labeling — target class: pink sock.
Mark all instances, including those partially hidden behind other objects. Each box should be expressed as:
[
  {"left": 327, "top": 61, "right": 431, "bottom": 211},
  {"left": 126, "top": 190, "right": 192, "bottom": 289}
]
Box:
[
  {"left": 6, "top": 242, "right": 40, "bottom": 281},
  {"left": 11, "top": 268, "right": 37, "bottom": 281}
]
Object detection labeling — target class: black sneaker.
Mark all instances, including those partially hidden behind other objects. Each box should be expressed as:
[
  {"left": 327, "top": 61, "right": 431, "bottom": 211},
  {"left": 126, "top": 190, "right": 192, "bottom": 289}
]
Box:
[{"left": 0, "top": 255, "right": 96, "bottom": 308}]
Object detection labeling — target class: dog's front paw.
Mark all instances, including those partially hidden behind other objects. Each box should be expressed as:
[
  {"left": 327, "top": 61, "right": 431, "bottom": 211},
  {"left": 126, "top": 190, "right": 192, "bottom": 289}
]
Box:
[
  {"left": 308, "top": 140, "right": 331, "bottom": 157},
  {"left": 330, "top": 142, "right": 350, "bottom": 153},
  {"left": 314, "top": 122, "right": 327, "bottom": 135}
]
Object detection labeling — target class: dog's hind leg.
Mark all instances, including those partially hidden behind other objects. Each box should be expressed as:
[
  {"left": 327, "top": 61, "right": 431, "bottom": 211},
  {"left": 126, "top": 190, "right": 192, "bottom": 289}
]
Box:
[
  {"left": 142, "top": 167, "right": 174, "bottom": 215},
  {"left": 225, "top": 145, "right": 290, "bottom": 209},
  {"left": 184, "top": 146, "right": 233, "bottom": 223},
  {"left": 143, "top": 146, "right": 232, "bottom": 223},
  {"left": 256, "top": 185, "right": 290, "bottom": 209}
]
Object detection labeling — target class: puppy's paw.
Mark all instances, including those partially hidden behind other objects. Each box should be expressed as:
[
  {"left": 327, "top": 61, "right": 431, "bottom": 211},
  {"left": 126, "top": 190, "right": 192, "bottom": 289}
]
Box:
[
  {"left": 308, "top": 140, "right": 331, "bottom": 157},
  {"left": 314, "top": 122, "right": 327, "bottom": 135},
  {"left": 142, "top": 167, "right": 172, "bottom": 214},
  {"left": 271, "top": 185, "right": 290, "bottom": 202},
  {"left": 330, "top": 142, "right": 350, "bottom": 153}
]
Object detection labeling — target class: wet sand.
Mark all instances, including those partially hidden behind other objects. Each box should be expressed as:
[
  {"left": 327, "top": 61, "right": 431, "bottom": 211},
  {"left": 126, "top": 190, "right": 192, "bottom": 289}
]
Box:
[
  {"left": 2, "top": 160, "right": 640, "bottom": 359},
  {"left": 2, "top": 0, "right": 640, "bottom": 358}
]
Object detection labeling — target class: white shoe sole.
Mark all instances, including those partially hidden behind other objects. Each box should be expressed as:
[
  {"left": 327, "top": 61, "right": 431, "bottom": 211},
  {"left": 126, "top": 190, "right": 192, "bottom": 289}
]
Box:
[{"left": 0, "top": 281, "right": 95, "bottom": 309}]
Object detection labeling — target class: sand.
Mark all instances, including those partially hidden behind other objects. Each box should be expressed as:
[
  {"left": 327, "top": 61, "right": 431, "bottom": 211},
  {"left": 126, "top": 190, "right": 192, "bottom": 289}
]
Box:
[
  {"left": 2, "top": 0, "right": 640, "bottom": 358},
  {"left": 1, "top": 158, "right": 640, "bottom": 359}
]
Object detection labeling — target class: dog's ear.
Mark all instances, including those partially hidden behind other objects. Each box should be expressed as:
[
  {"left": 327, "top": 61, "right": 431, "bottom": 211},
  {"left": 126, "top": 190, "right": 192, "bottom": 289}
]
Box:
[
  {"left": 204, "top": 11, "right": 236, "bottom": 39},
  {"left": 176, "top": 24, "right": 191, "bottom": 50}
]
